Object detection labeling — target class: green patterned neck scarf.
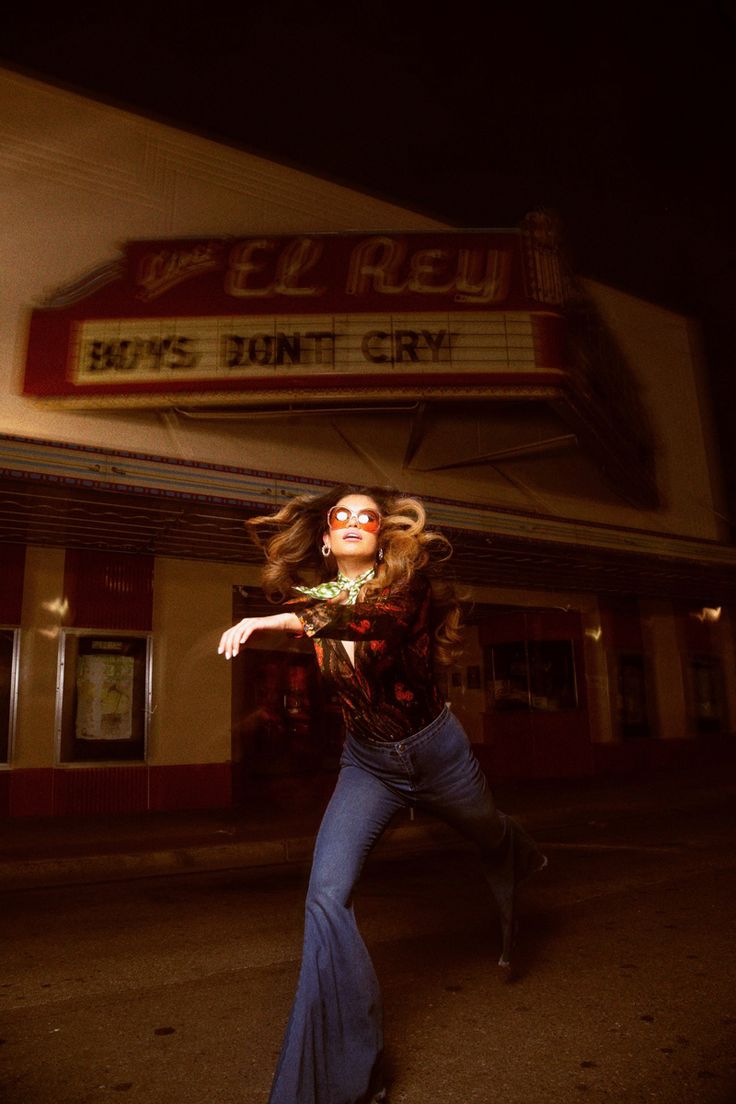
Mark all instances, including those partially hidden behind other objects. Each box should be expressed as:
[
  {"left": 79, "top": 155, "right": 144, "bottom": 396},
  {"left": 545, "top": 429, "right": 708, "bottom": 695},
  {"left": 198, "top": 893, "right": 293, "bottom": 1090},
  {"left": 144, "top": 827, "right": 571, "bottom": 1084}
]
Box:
[{"left": 294, "top": 566, "right": 375, "bottom": 605}]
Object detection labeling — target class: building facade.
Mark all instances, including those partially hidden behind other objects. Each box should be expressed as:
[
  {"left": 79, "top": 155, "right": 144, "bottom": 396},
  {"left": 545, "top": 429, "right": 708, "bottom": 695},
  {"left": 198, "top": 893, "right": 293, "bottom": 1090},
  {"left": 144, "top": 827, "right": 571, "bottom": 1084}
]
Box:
[{"left": 1, "top": 68, "right": 735, "bottom": 817}]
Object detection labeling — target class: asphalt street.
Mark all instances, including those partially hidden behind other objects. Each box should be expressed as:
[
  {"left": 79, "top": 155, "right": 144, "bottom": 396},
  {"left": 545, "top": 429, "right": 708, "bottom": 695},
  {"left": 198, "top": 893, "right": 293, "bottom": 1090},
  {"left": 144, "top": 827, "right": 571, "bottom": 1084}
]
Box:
[{"left": 2, "top": 804, "right": 735, "bottom": 1104}]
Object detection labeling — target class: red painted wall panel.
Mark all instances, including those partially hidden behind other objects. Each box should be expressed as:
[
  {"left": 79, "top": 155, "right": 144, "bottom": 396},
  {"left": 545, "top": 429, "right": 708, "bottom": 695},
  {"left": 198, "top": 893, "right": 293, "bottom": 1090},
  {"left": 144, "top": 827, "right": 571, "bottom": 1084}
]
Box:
[
  {"left": 52, "top": 766, "right": 148, "bottom": 815},
  {"left": 2, "top": 764, "right": 233, "bottom": 817},
  {"left": 63, "top": 549, "right": 153, "bottom": 630},
  {"left": 149, "top": 763, "right": 231, "bottom": 811},
  {"left": 8, "top": 768, "right": 55, "bottom": 816},
  {"left": 0, "top": 543, "right": 25, "bottom": 624},
  {"left": 599, "top": 596, "right": 643, "bottom": 651}
]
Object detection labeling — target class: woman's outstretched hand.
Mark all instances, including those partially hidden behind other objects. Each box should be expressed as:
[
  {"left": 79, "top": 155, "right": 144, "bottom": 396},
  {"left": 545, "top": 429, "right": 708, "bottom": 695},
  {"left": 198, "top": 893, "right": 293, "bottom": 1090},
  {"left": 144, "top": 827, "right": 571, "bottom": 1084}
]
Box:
[{"left": 217, "top": 612, "right": 302, "bottom": 659}]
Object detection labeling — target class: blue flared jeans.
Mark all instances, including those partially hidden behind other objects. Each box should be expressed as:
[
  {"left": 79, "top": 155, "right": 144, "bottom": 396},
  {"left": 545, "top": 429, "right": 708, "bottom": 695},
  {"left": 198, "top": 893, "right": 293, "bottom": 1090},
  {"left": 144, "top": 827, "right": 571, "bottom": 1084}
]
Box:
[{"left": 267, "top": 706, "right": 544, "bottom": 1104}]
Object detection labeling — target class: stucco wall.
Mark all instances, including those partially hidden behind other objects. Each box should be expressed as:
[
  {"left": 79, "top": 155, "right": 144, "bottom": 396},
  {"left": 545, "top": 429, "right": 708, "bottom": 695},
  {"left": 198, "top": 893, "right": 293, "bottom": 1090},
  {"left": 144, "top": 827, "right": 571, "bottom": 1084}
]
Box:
[
  {"left": 583, "top": 280, "right": 726, "bottom": 541},
  {"left": 14, "top": 546, "right": 65, "bottom": 768},
  {"left": 150, "top": 557, "right": 261, "bottom": 766}
]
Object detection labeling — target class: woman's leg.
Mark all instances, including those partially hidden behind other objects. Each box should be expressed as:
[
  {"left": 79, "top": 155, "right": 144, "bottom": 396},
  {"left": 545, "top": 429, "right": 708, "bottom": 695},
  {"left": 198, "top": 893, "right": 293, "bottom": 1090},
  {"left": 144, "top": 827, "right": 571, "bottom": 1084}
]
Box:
[
  {"left": 409, "top": 710, "right": 546, "bottom": 975},
  {"left": 268, "top": 752, "right": 406, "bottom": 1104}
]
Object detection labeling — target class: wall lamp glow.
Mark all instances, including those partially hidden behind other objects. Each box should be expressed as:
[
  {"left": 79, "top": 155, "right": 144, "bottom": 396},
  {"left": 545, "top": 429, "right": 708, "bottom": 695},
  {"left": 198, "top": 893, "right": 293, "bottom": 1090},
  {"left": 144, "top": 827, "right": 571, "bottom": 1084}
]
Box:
[
  {"left": 41, "top": 597, "right": 70, "bottom": 618},
  {"left": 691, "top": 606, "right": 721, "bottom": 623}
]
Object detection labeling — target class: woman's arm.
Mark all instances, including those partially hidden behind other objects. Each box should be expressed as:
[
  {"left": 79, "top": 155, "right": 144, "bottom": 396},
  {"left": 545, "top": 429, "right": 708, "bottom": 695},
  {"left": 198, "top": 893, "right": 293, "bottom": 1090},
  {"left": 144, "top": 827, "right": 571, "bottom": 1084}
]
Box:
[{"left": 217, "top": 611, "right": 303, "bottom": 659}]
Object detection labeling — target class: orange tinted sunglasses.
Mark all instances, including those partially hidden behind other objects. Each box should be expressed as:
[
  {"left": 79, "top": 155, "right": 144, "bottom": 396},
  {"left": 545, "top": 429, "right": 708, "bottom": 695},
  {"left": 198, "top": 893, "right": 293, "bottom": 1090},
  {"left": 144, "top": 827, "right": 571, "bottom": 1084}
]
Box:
[{"left": 327, "top": 506, "right": 382, "bottom": 533}]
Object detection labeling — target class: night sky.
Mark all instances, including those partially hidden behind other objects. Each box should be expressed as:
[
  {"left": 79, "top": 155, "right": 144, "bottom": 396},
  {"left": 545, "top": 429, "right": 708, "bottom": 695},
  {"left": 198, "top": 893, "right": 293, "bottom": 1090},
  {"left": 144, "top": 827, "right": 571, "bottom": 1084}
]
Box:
[{"left": 3, "top": 1, "right": 735, "bottom": 521}]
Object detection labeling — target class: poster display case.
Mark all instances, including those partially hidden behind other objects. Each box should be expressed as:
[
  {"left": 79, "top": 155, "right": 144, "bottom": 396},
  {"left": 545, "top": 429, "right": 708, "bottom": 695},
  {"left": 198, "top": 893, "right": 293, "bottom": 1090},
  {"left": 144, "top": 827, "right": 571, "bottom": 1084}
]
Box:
[
  {"left": 0, "top": 627, "right": 19, "bottom": 764},
  {"left": 56, "top": 631, "right": 151, "bottom": 762}
]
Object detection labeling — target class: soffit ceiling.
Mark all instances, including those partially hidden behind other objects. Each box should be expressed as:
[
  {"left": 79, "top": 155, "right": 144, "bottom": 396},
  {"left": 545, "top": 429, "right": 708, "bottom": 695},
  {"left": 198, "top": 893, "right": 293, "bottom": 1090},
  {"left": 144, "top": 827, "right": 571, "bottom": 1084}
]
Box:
[
  {"left": 166, "top": 399, "right": 647, "bottom": 511},
  {"left": 0, "top": 475, "right": 733, "bottom": 605}
]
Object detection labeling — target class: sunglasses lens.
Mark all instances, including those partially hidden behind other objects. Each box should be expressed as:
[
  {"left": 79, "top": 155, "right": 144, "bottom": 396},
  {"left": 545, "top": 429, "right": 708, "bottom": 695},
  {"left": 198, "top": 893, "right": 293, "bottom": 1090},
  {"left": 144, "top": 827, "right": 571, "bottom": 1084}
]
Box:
[
  {"left": 329, "top": 508, "right": 351, "bottom": 528},
  {"left": 328, "top": 507, "right": 381, "bottom": 532},
  {"left": 357, "top": 511, "right": 380, "bottom": 531}
]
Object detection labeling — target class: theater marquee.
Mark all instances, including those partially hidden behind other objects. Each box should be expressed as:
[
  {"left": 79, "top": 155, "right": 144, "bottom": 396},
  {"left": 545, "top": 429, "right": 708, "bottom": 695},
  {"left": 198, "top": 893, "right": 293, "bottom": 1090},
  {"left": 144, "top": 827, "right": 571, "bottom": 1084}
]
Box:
[{"left": 22, "top": 224, "right": 568, "bottom": 408}]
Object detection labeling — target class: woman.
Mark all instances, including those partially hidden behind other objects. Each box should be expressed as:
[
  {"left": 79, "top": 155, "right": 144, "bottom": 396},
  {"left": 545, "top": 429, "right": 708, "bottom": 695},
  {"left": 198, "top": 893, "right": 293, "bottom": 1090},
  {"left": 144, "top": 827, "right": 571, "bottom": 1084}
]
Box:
[{"left": 218, "top": 485, "right": 546, "bottom": 1104}]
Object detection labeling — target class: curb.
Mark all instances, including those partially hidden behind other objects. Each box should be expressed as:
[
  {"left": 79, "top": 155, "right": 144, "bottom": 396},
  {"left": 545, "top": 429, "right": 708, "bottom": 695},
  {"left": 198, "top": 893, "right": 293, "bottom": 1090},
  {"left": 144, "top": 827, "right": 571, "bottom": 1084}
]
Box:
[
  {"left": 2, "top": 785, "right": 734, "bottom": 892},
  {"left": 0, "top": 820, "right": 461, "bottom": 892}
]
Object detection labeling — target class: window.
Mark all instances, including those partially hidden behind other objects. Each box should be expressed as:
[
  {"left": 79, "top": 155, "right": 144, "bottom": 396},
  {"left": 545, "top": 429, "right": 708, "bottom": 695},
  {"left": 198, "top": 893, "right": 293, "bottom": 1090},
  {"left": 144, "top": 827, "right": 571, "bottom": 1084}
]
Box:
[
  {"left": 56, "top": 632, "right": 151, "bottom": 763},
  {"left": 0, "top": 628, "right": 19, "bottom": 763},
  {"left": 485, "top": 640, "right": 578, "bottom": 711},
  {"left": 615, "top": 652, "right": 651, "bottom": 739},
  {"left": 686, "top": 654, "right": 726, "bottom": 734}
]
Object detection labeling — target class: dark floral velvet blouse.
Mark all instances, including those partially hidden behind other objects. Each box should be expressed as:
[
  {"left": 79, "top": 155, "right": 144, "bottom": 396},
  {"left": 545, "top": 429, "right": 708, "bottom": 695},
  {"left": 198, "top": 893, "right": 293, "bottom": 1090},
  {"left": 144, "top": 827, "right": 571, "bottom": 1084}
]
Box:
[{"left": 294, "top": 574, "right": 444, "bottom": 744}]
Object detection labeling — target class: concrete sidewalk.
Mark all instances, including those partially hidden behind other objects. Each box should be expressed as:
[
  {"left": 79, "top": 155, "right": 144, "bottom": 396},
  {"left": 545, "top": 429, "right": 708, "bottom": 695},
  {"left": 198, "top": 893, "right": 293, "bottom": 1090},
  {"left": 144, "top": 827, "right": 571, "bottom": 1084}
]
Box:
[{"left": 1, "top": 763, "right": 734, "bottom": 891}]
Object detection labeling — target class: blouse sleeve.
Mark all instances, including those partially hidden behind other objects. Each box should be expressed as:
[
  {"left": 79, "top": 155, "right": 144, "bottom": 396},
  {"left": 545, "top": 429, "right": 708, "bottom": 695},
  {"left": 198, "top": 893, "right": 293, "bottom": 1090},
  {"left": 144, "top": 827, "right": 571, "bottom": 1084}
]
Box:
[{"left": 296, "top": 576, "right": 429, "bottom": 643}]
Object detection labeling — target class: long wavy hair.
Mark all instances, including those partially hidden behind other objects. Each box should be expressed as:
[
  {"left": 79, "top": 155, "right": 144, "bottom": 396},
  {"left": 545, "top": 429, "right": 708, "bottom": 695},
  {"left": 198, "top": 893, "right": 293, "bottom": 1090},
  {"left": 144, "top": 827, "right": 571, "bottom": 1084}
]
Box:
[{"left": 246, "top": 484, "right": 464, "bottom": 666}]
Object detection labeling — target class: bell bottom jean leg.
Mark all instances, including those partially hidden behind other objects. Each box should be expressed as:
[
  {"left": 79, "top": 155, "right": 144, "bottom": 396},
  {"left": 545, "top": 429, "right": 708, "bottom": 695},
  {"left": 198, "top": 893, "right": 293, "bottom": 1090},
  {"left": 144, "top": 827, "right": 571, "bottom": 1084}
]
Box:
[
  {"left": 405, "top": 708, "right": 547, "bottom": 971},
  {"left": 268, "top": 756, "right": 405, "bottom": 1104}
]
